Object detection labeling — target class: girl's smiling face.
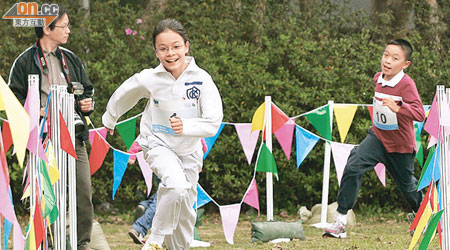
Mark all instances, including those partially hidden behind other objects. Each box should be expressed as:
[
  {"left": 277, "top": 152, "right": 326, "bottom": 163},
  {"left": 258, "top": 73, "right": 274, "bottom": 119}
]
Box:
[{"left": 154, "top": 29, "right": 190, "bottom": 79}]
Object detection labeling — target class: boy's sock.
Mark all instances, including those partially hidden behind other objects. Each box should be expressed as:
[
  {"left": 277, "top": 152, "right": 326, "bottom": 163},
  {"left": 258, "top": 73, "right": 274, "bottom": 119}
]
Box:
[
  {"left": 147, "top": 233, "right": 164, "bottom": 247},
  {"left": 336, "top": 212, "right": 347, "bottom": 225}
]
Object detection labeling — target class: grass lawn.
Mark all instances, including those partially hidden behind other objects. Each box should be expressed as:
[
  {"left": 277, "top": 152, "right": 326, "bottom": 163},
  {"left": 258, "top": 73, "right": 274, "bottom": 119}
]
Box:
[{"left": 98, "top": 211, "right": 441, "bottom": 250}]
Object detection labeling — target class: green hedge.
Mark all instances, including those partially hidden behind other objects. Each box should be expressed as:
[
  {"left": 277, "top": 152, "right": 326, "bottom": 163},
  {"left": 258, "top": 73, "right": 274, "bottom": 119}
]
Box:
[{"left": 1, "top": 0, "right": 448, "bottom": 215}]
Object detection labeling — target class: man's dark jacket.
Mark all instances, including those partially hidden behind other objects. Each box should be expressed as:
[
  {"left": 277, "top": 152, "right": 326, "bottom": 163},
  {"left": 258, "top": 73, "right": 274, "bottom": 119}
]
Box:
[{"left": 8, "top": 41, "right": 94, "bottom": 142}]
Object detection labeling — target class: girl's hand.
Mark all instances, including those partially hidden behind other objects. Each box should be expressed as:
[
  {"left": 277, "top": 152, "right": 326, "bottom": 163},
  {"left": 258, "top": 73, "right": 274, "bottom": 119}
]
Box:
[{"left": 169, "top": 117, "right": 183, "bottom": 134}]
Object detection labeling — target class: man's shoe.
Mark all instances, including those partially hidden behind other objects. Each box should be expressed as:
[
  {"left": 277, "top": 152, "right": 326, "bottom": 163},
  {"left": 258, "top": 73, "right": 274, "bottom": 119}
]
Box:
[
  {"left": 134, "top": 205, "right": 146, "bottom": 221},
  {"left": 141, "top": 242, "right": 162, "bottom": 250},
  {"left": 323, "top": 222, "right": 347, "bottom": 238},
  {"left": 129, "top": 228, "right": 145, "bottom": 245}
]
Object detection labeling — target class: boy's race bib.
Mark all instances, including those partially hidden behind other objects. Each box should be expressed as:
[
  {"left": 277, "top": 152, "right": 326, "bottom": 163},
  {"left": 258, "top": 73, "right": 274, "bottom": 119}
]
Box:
[
  {"left": 151, "top": 98, "right": 199, "bottom": 135},
  {"left": 372, "top": 92, "right": 402, "bottom": 130}
]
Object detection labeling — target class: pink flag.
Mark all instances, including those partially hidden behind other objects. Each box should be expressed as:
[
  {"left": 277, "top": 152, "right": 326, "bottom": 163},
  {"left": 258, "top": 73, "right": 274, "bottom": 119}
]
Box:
[
  {"left": 26, "top": 126, "right": 48, "bottom": 162},
  {"left": 13, "top": 220, "right": 25, "bottom": 250},
  {"left": 136, "top": 151, "right": 153, "bottom": 196},
  {"left": 24, "top": 79, "right": 40, "bottom": 130},
  {"left": 274, "top": 118, "right": 295, "bottom": 160},
  {"left": 242, "top": 178, "right": 260, "bottom": 218},
  {"left": 374, "top": 163, "right": 386, "bottom": 187},
  {"left": 424, "top": 95, "right": 439, "bottom": 140},
  {"left": 234, "top": 124, "right": 260, "bottom": 165},
  {"left": 440, "top": 97, "right": 450, "bottom": 127},
  {"left": 427, "top": 135, "right": 438, "bottom": 149},
  {"left": 219, "top": 204, "right": 241, "bottom": 244},
  {"left": 89, "top": 127, "right": 108, "bottom": 145},
  {"left": 330, "top": 142, "right": 355, "bottom": 186}
]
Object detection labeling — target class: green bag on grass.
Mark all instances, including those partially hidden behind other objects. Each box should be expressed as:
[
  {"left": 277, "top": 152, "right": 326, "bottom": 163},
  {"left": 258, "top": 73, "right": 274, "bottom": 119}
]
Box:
[{"left": 251, "top": 220, "right": 306, "bottom": 242}]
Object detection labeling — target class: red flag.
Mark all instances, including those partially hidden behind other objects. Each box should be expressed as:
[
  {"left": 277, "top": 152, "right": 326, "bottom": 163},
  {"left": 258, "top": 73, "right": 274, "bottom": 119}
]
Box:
[
  {"left": 34, "top": 193, "right": 45, "bottom": 247},
  {"left": 368, "top": 106, "right": 373, "bottom": 121},
  {"left": 408, "top": 180, "right": 432, "bottom": 232},
  {"left": 2, "top": 121, "right": 12, "bottom": 153},
  {"left": 0, "top": 127, "right": 9, "bottom": 185},
  {"left": 271, "top": 103, "right": 290, "bottom": 133},
  {"left": 59, "top": 111, "right": 78, "bottom": 159},
  {"left": 89, "top": 132, "right": 110, "bottom": 175}
]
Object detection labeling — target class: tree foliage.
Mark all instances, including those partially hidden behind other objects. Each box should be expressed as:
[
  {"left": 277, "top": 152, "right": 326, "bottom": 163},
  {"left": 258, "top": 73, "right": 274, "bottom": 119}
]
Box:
[{"left": 0, "top": 0, "right": 448, "bottom": 214}]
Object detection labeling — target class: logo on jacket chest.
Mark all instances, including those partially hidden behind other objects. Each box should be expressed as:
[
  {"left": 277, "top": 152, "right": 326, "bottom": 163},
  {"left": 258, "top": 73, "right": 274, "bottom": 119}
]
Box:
[{"left": 186, "top": 86, "right": 200, "bottom": 100}]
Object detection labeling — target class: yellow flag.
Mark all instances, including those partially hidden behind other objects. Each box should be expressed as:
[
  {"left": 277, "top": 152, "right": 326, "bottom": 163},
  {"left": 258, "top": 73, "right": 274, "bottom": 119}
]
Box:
[
  {"left": 85, "top": 116, "right": 92, "bottom": 126},
  {"left": 251, "top": 102, "right": 265, "bottom": 132},
  {"left": 409, "top": 202, "right": 432, "bottom": 250},
  {"left": 46, "top": 143, "right": 60, "bottom": 184},
  {"left": 0, "top": 75, "right": 29, "bottom": 167},
  {"left": 21, "top": 185, "right": 30, "bottom": 200},
  {"left": 334, "top": 105, "right": 358, "bottom": 143}
]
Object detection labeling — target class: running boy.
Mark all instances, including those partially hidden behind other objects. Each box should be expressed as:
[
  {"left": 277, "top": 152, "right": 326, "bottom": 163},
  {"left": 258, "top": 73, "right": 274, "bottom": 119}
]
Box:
[
  {"left": 323, "top": 39, "right": 425, "bottom": 238},
  {"left": 102, "top": 19, "right": 223, "bottom": 250}
]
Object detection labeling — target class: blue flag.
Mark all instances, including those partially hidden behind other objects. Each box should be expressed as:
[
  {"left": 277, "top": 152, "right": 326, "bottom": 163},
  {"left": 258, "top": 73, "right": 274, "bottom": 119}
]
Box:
[
  {"left": 194, "top": 184, "right": 212, "bottom": 210},
  {"left": 112, "top": 150, "right": 130, "bottom": 199},
  {"left": 203, "top": 123, "right": 225, "bottom": 159},
  {"left": 417, "top": 146, "right": 440, "bottom": 191},
  {"left": 295, "top": 125, "right": 320, "bottom": 168}
]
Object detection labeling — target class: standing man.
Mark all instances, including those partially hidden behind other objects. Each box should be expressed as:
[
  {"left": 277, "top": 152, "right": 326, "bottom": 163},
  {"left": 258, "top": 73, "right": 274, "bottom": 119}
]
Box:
[{"left": 8, "top": 6, "right": 94, "bottom": 250}]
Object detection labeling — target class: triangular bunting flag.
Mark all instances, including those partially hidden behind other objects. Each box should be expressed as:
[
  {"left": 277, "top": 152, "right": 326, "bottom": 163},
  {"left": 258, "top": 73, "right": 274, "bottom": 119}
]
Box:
[
  {"left": 89, "top": 132, "right": 110, "bottom": 175},
  {"left": 40, "top": 163, "right": 57, "bottom": 220},
  {"left": 195, "top": 184, "right": 212, "bottom": 210},
  {"left": 59, "top": 111, "right": 78, "bottom": 160},
  {"left": 26, "top": 126, "right": 48, "bottom": 163},
  {"left": 409, "top": 198, "right": 432, "bottom": 250},
  {"left": 2, "top": 121, "right": 12, "bottom": 153},
  {"left": 330, "top": 142, "right": 355, "bottom": 186},
  {"left": 203, "top": 123, "right": 225, "bottom": 159},
  {"left": 274, "top": 118, "right": 295, "bottom": 160},
  {"left": 242, "top": 178, "right": 260, "bottom": 218},
  {"left": 334, "top": 105, "right": 357, "bottom": 143},
  {"left": 256, "top": 143, "right": 278, "bottom": 180},
  {"left": 136, "top": 151, "right": 153, "bottom": 197},
  {"left": 417, "top": 146, "right": 440, "bottom": 191},
  {"left": 418, "top": 210, "right": 444, "bottom": 250},
  {"left": 33, "top": 193, "right": 45, "bottom": 248},
  {"left": 374, "top": 163, "right": 386, "bottom": 187},
  {"left": 305, "top": 104, "right": 331, "bottom": 140},
  {"left": 271, "top": 103, "right": 290, "bottom": 133},
  {"left": 295, "top": 125, "right": 320, "bottom": 168},
  {"left": 368, "top": 106, "right": 373, "bottom": 120},
  {"left": 409, "top": 181, "right": 433, "bottom": 232},
  {"left": 251, "top": 102, "right": 265, "bottom": 132},
  {"left": 234, "top": 124, "right": 260, "bottom": 165},
  {"left": 424, "top": 94, "right": 439, "bottom": 140},
  {"left": 89, "top": 127, "right": 108, "bottom": 145},
  {"left": 414, "top": 122, "right": 424, "bottom": 166},
  {"left": 116, "top": 117, "right": 137, "bottom": 150},
  {"left": 4, "top": 218, "right": 12, "bottom": 249},
  {"left": 219, "top": 204, "right": 241, "bottom": 244},
  {"left": 45, "top": 143, "right": 60, "bottom": 185},
  {"left": 112, "top": 150, "right": 130, "bottom": 199},
  {"left": 0, "top": 76, "right": 29, "bottom": 167}
]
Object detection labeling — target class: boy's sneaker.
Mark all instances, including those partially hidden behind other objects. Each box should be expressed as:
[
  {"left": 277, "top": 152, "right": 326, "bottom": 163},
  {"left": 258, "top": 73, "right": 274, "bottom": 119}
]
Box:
[
  {"left": 141, "top": 242, "right": 162, "bottom": 250},
  {"left": 323, "top": 222, "right": 347, "bottom": 238},
  {"left": 129, "top": 228, "right": 145, "bottom": 244}
]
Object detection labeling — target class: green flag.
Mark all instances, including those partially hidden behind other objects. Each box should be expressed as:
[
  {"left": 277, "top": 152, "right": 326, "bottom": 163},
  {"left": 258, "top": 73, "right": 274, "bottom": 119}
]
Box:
[
  {"left": 116, "top": 117, "right": 137, "bottom": 150},
  {"left": 417, "top": 146, "right": 435, "bottom": 189},
  {"left": 256, "top": 143, "right": 278, "bottom": 180},
  {"left": 305, "top": 105, "right": 331, "bottom": 140},
  {"left": 418, "top": 210, "right": 444, "bottom": 250},
  {"left": 40, "top": 161, "right": 56, "bottom": 219},
  {"left": 414, "top": 123, "right": 424, "bottom": 166}
]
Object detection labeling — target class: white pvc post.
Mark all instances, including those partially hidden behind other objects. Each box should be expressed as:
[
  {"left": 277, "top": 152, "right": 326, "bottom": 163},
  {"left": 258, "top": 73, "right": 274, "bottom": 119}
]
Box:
[
  {"left": 438, "top": 85, "right": 449, "bottom": 249},
  {"left": 312, "top": 100, "right": 334, "bottom": 228},
  {"left": 265, "top": 96, "right": 273, "bottom": 221}
]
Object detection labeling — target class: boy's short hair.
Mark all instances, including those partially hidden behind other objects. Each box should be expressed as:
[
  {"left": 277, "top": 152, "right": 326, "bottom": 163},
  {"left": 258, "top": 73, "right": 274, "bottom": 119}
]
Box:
[
  {"left": 34, "top": 5, "right": 66, "bottom": 39},
  {"left": 387, "top": 39, "right": 413, "bottom": 61}
]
